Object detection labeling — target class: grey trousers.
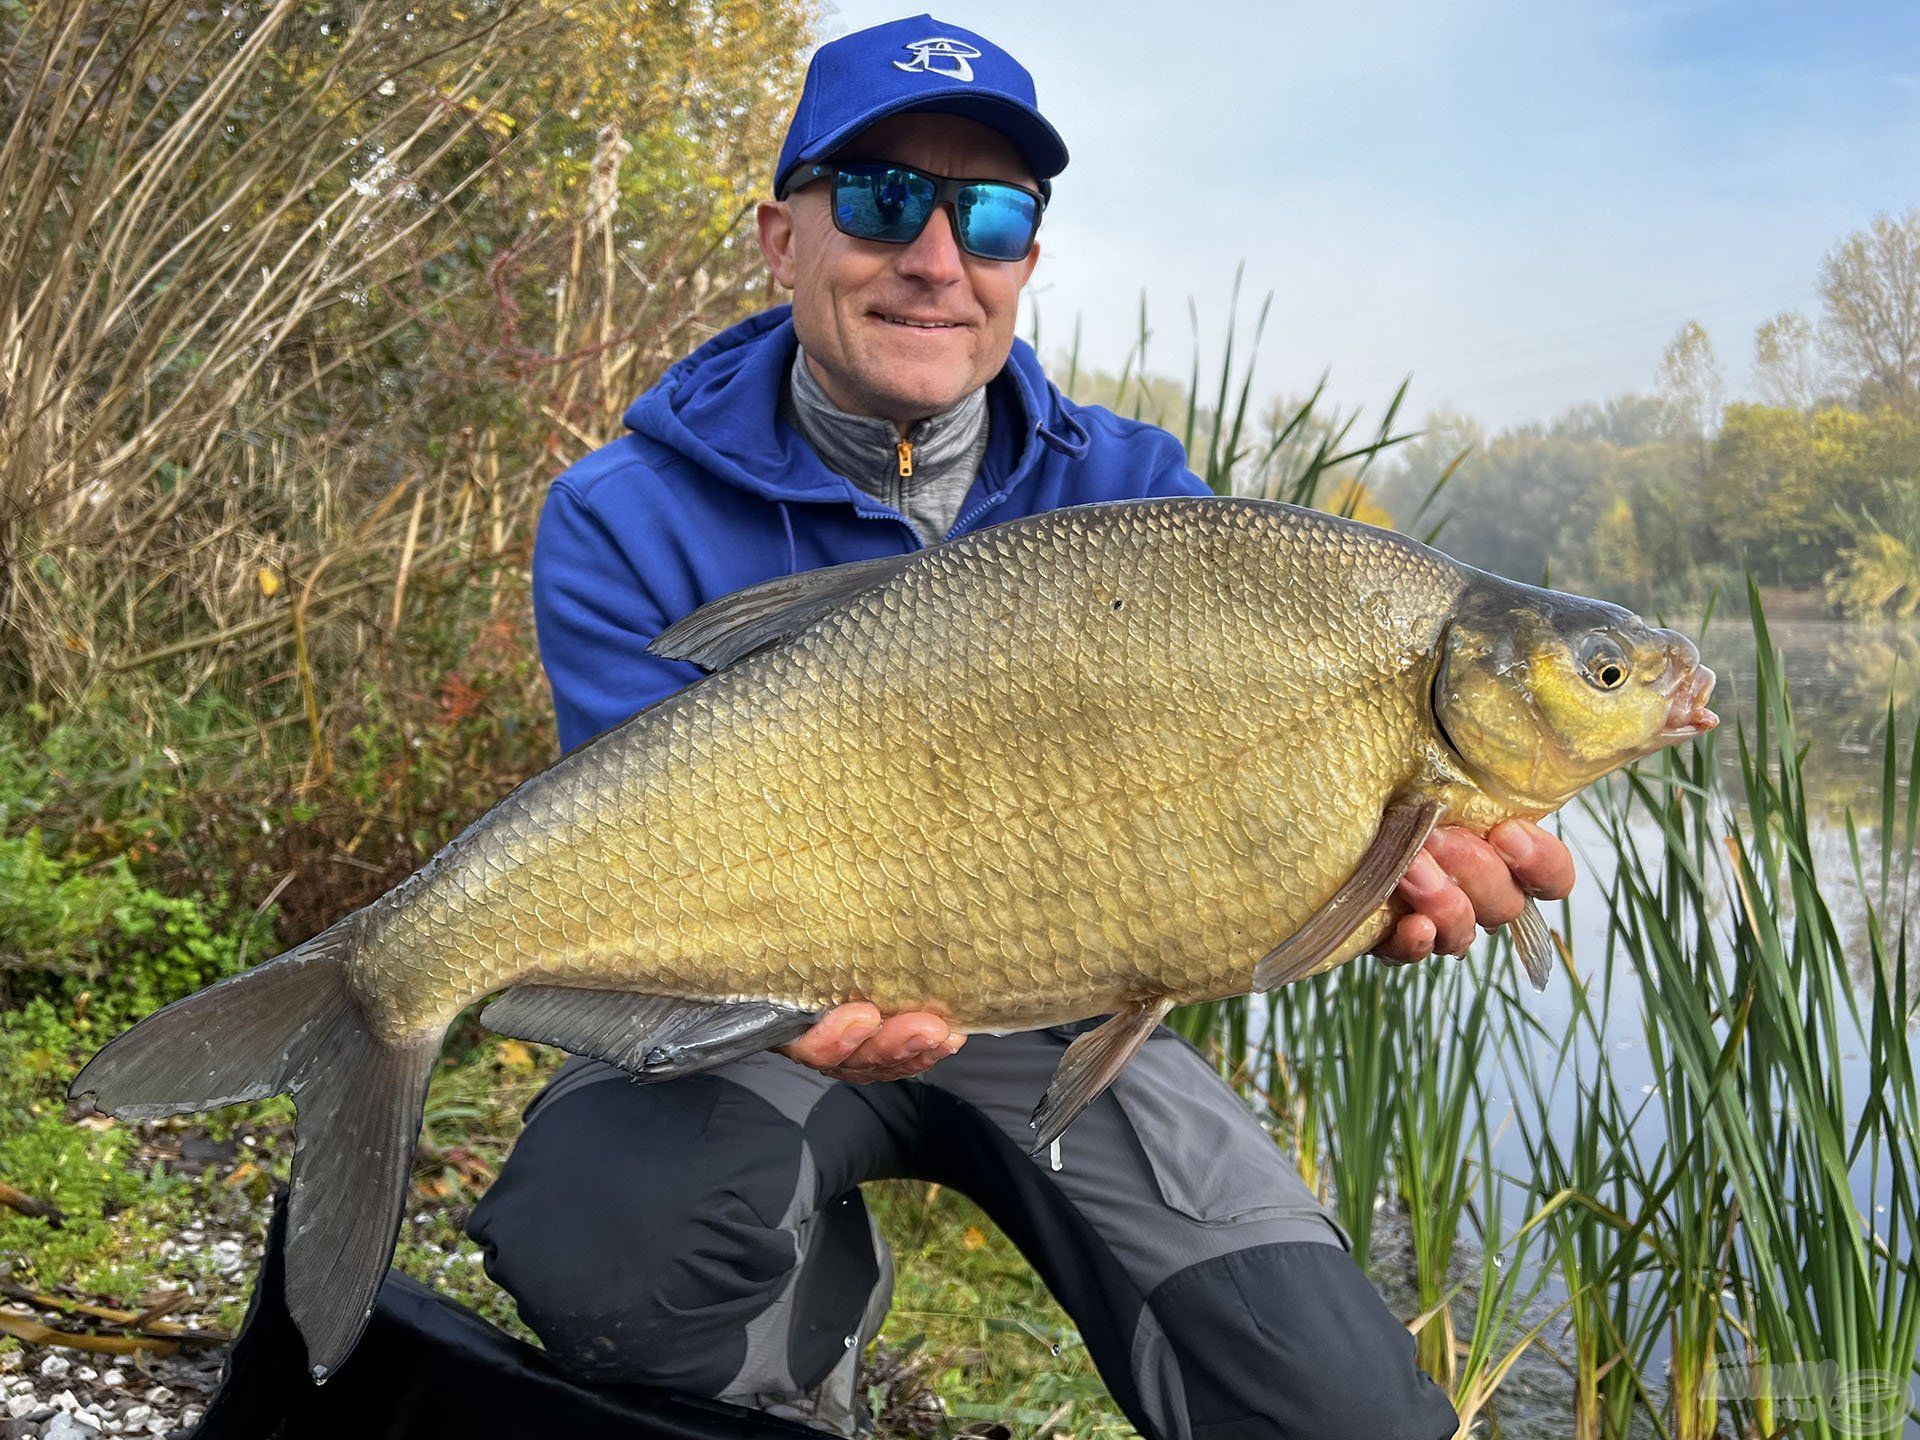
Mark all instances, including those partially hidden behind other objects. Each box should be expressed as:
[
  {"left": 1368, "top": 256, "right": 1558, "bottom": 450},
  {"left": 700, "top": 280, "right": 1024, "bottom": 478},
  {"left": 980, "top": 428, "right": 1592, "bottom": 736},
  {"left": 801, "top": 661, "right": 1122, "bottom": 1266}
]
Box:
[{"left": 467, "top": 1022, "right": 1460, "bottom": 1440}]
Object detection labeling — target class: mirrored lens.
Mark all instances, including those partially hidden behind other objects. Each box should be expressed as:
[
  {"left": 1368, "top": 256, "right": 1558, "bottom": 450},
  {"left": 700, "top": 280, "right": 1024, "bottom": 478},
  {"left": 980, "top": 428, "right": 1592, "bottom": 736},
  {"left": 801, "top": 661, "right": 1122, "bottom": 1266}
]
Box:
[
  {"left": 956, "top": 183, "right": 1040, "bottom": 261},
  {"left": 834, "top": 165, "right": 937, "bottom": 244}
]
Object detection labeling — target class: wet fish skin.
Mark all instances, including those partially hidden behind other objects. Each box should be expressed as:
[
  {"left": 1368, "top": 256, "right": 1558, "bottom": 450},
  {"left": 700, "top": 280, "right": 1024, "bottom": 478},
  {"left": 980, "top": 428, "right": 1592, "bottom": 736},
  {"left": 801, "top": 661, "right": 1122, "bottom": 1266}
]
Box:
[
  {"left": 67, "top": 496, "right": 1716, "bottom": 1380},
  {"left": 354, "top": 497, "right": 1466, "bottom": 1036}
]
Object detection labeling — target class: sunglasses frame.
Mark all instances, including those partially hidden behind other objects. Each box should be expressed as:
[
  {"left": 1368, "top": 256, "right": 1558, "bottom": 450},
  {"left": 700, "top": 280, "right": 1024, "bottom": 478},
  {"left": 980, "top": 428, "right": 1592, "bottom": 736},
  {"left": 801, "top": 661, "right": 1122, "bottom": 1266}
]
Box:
[{"left": 784, "top": 159, "right": 1046, "bottom": 262}]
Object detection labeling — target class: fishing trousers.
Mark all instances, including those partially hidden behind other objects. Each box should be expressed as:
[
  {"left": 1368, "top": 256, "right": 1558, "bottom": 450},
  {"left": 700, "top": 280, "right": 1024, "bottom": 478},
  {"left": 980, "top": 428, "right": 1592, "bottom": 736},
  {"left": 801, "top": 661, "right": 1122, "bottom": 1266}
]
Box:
[{"left": 467, "top": 1021, "right": 1460, "bottom": 1440}]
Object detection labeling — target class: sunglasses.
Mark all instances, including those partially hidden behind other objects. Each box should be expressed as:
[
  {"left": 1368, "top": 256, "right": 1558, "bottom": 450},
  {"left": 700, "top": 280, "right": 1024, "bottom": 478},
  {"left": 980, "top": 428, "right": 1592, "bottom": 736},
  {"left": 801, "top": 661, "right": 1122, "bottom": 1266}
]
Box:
[{"left": 786, "top": 161, "right": 1045, "bottom": 263}]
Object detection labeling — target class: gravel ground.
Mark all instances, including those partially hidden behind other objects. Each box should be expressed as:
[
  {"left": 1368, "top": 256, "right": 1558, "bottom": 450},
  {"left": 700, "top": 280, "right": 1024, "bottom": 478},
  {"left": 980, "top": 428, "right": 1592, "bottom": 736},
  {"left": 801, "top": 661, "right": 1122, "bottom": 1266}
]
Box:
[
  {"left": 0, "top": 1211, "right": 263, "bottom": 1440},
  {"left": 0, "top": 1341, "right": 220, "bottom": 1439}
]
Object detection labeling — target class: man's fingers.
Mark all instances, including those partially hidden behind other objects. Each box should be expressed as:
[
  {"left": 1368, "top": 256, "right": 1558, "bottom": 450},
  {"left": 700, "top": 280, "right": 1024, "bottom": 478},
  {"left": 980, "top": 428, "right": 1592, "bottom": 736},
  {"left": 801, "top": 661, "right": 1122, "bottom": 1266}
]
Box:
[
  {"left": 778, "top": 1001, "right": 883, "bottom": 1070},
  {"left": 847, "top": 1012, "right": 955, "bottom": 1069},
  {"left": 1373, "top": 910, "right": 1437, "bottom": 965},
  {"left": 1420, "top": 829, "right": 1527, "bottom": 931},
  {"left": 1487, "top": 818, "right": 1577, "bottom": 900},
  {"left": 1396, "top": 849, "right": 1481, "bottom": 953},
  {"left": 777, "top": 1003, "right": 963, "bottom": 1081}
]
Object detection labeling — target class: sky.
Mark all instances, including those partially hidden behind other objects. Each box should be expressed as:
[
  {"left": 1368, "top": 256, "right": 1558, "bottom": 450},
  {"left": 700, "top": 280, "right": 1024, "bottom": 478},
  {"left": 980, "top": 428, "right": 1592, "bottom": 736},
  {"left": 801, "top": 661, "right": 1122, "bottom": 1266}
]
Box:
[{"left": 816, "top": 0, "right": 1920, "bottom": 431}]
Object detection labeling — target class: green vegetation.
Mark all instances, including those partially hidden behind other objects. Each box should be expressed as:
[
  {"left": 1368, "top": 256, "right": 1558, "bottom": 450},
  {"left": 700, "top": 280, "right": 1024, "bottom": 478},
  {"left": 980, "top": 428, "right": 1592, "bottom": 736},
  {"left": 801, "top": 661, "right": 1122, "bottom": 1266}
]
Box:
[
  {"left": 1070, "top": 215, "right": 1920, "bottom": 618},
  {"left": 3, "top": 3, "right": 1917, "bottom": 1438}
]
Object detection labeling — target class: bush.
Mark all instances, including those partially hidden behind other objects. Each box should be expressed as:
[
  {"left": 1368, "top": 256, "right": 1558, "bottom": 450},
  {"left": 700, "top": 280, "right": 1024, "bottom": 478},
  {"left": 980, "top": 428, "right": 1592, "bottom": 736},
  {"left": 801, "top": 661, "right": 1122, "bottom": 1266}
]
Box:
[{"left": 0, "top": 829, "right": 274, "bottom": 1037}]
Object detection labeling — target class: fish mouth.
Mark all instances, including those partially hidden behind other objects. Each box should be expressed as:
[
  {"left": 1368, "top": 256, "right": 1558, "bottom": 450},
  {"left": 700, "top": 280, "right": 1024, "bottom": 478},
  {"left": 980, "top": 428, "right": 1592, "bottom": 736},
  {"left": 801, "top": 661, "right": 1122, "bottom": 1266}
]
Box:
[{"left": 1661, "top": 663, "right": 1719, "bottom": 739}]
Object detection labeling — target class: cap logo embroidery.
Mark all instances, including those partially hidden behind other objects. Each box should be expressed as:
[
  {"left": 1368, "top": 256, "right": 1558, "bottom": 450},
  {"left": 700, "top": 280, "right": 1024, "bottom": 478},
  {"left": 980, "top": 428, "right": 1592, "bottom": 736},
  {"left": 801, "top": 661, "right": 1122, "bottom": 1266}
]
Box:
[{"left": 892, "top": 36, "right": 981, "bottom": 82}]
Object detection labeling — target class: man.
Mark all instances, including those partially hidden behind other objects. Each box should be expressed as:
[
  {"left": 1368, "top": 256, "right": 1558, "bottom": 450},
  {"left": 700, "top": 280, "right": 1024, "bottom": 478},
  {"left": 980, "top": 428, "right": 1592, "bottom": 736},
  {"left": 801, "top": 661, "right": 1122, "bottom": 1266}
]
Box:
[{"left": 469, "top": 15, "right": 1574, "bottom": 1439}]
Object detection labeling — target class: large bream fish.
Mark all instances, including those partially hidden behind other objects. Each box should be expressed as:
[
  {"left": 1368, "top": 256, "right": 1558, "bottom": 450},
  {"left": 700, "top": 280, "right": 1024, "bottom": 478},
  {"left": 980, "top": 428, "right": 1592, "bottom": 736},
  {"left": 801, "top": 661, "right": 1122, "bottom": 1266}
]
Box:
[{"left": 71, "top": 496, "right": 1717, "bottom": 1379}]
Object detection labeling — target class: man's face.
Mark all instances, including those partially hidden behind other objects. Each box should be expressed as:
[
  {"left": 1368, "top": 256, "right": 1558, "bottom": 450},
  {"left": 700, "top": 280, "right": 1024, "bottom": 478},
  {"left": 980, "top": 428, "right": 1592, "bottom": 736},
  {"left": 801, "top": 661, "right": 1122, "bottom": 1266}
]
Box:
[{"left": 757, "top": 112, "right": 1042, "bottom": 428}]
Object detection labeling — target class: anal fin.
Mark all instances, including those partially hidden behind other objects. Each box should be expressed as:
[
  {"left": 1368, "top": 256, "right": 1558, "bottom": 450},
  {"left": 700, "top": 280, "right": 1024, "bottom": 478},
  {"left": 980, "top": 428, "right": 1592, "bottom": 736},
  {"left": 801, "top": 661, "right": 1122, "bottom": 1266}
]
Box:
[
  {"left": 1252, "top": 797, "right": 1446, "bottom": 991},
  {"left": 481, "top": 986, "right": 818, "bottom": 1079},
  {"left": 1028, "top": 997, "right": 1174, "bottom": 1156}
]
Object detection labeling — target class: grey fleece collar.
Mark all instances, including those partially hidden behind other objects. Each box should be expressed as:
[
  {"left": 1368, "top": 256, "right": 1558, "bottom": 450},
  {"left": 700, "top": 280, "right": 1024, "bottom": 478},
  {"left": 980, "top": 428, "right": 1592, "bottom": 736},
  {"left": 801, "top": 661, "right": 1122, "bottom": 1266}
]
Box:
[{"left": 785, "top": 346, "right": 989, "bottom": 545}]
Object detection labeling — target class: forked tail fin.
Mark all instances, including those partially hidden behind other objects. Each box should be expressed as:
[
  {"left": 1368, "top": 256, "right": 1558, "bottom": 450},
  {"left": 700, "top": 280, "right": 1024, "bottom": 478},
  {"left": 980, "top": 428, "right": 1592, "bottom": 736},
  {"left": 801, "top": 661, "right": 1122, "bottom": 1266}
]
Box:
[{"left": 68, "top": 920, "right": 437, "bottom": 1381}]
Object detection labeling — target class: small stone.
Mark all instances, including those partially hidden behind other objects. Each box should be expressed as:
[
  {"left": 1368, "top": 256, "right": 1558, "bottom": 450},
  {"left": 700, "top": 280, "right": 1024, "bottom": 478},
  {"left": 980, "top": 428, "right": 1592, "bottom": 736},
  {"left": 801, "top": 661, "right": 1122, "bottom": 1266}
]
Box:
[
  {"left": 76, "top": 1367, "right": 98, "bottom": 1382},
  {"left": 0, "top": 1349, "right": 18, "bottom": 1371},
  {"left": 141, "top": 1388, "right": 172, "bottom": 1406},
  {"left": 39, "top": 1354, "right": 72, "bottom": 1379},
  {"left": 7, "top": 1377, "right": 33, "bottom": 1395},
  {"left": 44, "top": 1412, "right": 105, "bottom": 1439},
  {"left": 51, "top": 1387, "right": 79, "bottom": 1411},
  {"left": 177, "top": 1407, "right": 203, "bottom": 1429},
  {"left": 144, "top": 1421, "right": 169, "bottom": 1437},
  {"left": 6, "top": 1392, "right": 41, "bottom": 1418},
  {"left": 100, "top": 1370, "right": 124, "bottom": 1388},
  {"left": 122, "top": 1406, "right": 152, "bottom": 1425}
]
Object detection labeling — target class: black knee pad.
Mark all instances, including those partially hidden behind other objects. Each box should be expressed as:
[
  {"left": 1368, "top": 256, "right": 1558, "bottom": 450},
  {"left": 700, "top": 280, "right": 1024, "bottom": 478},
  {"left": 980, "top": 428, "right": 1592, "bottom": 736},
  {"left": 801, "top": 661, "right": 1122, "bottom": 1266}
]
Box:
[
  {"left": 1144, "top": 1242, "right": 1460, "bottom": 1440},
  {"left": 467, "top": 1071, "right": 806, "bottom": 1391}
]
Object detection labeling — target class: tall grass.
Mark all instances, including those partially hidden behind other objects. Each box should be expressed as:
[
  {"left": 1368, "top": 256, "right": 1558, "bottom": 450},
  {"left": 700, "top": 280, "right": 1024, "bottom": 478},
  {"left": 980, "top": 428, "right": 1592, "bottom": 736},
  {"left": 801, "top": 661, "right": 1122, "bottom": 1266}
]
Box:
[
  {"left": 1177, "top": 597, "right": 1920, "bottom": 1438},
  {"left": 1, "top": 0, "right": 547, "bottom": 700},
  {"left": 1593, "top": 587, "right": 1920, "bottom": 1439},
  {"left": 1104, "top": 294, "right": 1920, "bottom": 1432},
  {"left": 1047, "top": 264, "right": 1417, "bottom": 506},
  {"left": 2, "top": 0, "right": 810, "bottom": 934}
]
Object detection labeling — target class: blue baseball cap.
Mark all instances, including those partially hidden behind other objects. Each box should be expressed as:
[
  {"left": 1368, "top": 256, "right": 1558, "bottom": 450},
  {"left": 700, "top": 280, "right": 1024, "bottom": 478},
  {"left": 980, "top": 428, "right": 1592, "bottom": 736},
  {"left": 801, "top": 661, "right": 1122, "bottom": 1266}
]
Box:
[{"left": 773, "top": 15, "right": 1068, "bottom": 200}]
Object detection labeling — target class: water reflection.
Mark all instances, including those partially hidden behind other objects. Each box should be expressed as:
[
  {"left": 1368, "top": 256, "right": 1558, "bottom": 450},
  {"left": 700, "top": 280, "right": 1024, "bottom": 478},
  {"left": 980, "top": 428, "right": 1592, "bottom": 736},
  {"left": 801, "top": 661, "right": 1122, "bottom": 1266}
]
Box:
[{"left": 1699, "top": 614, "right": 1919, "bottom": 812}]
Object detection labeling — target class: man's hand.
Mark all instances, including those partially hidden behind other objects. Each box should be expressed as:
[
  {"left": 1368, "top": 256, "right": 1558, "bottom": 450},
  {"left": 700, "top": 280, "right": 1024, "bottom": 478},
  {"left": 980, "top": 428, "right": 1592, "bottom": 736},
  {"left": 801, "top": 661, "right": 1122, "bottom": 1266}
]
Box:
[
  {"left": 1374, "top": 818, "right": 1576, "bottom": 965},
  {"left": 778, "top": 1001, "right": 965, "bottom": 1082}
]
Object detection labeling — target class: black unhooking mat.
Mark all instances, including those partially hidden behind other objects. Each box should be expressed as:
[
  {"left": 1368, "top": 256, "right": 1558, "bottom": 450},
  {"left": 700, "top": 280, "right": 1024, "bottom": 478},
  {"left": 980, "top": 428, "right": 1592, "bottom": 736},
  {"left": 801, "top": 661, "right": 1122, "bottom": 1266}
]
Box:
[{"left": 190, "top": 1190, "right": 831, "bottom": 1439}]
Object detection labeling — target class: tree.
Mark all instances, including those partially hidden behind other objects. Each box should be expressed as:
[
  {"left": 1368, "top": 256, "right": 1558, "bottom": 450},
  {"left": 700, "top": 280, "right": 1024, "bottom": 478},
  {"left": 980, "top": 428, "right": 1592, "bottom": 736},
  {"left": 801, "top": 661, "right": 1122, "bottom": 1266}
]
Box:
[
  {"left": 1591, "top": 496, "right": 1650, "bottom": 601},
  {"left": 1753, "top": 310, "right": 1824, "bottom": 411},
  {"left": 1818, "top": 209, "right": 1920, "bottom": 413},
  {"left": 1656, "top": 321, "right": 1725, "bottom": 462},
  {"left": 1704, "top": 404, "right": 1881, "bottom": 583}
]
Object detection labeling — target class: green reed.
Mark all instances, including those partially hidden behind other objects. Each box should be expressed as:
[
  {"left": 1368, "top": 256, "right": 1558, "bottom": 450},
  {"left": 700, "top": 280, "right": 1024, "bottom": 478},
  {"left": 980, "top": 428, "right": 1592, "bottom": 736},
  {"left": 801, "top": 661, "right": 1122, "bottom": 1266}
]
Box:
[
  {"left": 1074, "top": 280, "right": 1917, "bottom": 1438},
  {"left": 1390, "top": 958, "right": 1496, "bottom": 1386},
  {"left": 1592, "top": 585, "right": 1920, "bottom": 1439},
  {"left": 1445, "top": 1138, "right": 1562, "bottom": 1438},
  {"left": 1179, "top": 593, "right": 1919, "bottom": 1439}
]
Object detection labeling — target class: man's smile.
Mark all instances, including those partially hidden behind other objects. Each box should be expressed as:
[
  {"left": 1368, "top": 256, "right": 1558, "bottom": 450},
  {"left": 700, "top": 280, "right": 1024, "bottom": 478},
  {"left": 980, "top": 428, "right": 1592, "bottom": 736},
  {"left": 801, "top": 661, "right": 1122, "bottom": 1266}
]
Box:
[{"left": 872, "top": 310, "right": 967, "bottom": 330}]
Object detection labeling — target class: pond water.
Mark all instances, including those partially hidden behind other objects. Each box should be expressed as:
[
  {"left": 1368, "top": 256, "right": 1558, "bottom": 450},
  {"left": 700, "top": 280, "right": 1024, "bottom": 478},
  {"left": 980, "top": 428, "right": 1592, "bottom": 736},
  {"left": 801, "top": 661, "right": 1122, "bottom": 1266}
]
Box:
[{"left": 1472, "top": 612, "right": 1920, "bottom": 1436}]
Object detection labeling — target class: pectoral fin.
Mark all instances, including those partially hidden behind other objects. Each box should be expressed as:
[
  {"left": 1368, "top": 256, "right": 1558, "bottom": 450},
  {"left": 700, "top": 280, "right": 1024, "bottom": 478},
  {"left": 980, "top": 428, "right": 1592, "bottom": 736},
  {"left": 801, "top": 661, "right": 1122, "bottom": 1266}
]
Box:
[
  {"left": 1252, "top": 797, "right": 1446, "bottom": 991},
  {"left": 481, "top": 986, "right": 818, "bottom": 1079},
  {"left": 1508, "top": 898, "right": 1555, "bottom": 992},
  {"left": 1028, "top": 997, "right": 1174, "bottom": 1155}
]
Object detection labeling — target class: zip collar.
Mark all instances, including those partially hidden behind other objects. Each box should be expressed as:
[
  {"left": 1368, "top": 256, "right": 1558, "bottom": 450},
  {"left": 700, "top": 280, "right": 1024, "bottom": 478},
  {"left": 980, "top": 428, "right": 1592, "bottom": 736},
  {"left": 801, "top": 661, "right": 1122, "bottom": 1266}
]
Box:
[{"left": 623, "top": 306, "right": 1084, "bottom": 512}]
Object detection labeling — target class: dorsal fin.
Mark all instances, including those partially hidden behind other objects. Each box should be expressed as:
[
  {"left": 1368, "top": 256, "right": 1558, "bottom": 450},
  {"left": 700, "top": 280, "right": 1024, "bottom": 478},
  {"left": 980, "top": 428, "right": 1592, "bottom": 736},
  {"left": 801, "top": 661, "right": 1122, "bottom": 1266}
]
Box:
[{"left": 647, "top": 551, "right": 921, "bottom": 672}]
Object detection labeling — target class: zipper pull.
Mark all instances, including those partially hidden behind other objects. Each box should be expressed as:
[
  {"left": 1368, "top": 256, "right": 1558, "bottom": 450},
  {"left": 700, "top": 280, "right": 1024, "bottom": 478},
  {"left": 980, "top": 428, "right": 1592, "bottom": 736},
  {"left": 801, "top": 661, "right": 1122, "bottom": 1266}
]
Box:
[{"left": 896, "top": 439, "right": 913, "bottom": 478}]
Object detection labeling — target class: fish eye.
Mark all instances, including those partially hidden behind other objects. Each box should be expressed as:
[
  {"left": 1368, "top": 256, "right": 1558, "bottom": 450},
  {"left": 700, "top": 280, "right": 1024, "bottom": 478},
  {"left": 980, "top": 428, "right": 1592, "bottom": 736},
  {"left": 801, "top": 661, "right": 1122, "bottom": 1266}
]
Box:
[{"left": 1578, "top": 636, "right": 1630, "bottom": 691}]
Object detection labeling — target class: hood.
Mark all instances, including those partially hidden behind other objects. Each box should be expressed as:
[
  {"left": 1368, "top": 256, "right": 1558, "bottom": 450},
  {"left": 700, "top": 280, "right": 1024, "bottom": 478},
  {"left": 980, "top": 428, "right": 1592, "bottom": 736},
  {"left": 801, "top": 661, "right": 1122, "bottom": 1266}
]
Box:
[{"left": 622, "top": 305, "right": 1090, "bottom": 507}]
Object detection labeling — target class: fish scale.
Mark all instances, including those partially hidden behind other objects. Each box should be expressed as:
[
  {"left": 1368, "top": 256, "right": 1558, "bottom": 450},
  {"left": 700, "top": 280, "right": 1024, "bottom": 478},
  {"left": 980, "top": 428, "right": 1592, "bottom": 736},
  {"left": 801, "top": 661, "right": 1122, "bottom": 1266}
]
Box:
[
  {"left": 70, "top": 494, "right": 1717, "bottom": 1380},
  {"left": 349, "top": 499, "right": 1459, "bottom": 1038}
]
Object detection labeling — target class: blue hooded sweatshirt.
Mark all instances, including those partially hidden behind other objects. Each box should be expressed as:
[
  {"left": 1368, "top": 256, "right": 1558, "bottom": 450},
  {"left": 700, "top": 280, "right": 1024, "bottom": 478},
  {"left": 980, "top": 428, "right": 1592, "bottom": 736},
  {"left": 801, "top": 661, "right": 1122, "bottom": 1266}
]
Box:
[{"left": 532, "top": 305, "right": 1210, "bottom": 752}]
